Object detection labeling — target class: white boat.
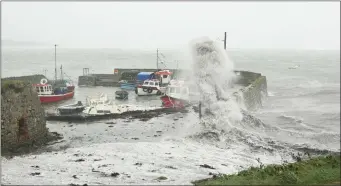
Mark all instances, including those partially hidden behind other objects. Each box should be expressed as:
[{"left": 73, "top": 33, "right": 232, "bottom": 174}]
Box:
[
  {"left": 288, "top": 64, "right": 300, "bottom": 69},
  {"left": 160, "top": 80, "right": 190, "bottom": 108},
  {"left": 83, "top": 93, "right": 162, "bottom": 115},
  {"left": 85, "top": 93, "right": 110, "bottom": 106},
  {"left": 135, "top": 79, "right": 163, "bottom": 96}
]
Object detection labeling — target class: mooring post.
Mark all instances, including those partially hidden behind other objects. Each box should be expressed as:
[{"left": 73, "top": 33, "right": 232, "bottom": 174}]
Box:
[
  {"left": 199, "top": 101, "right": 202, "bottom": 119},
  {"left": 224, "top": 32, "right": 227, "bottom": 50}
]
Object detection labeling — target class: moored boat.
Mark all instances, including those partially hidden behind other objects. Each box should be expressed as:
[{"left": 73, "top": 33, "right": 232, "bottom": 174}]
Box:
[
  {"left": 33, "top": 78, "right": 75, "bottom": 104},
  {"left": 135, "top": 79, "right": 163, "bottom": 96},
  {"left": 115, "top": 90, "right": 129, "bottom": 100},
  {"left": 160, "top": 80, "right": 190, "bottom": 108},
  {"left": 83, "top": 93, "right": 161, "bottom": 115},
  {"left": 57, "top": 101, "right": 85, "bottom": 115}
]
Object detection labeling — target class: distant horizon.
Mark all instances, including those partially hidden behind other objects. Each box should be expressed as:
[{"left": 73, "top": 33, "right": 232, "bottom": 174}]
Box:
[{"left": 2, "top": 39, "right": 340, "bottom": 52}]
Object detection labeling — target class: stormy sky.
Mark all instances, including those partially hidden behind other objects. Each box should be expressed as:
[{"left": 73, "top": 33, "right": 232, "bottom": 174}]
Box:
[{"left": 2, "top": 2, "right": 340, "bottom": 50}]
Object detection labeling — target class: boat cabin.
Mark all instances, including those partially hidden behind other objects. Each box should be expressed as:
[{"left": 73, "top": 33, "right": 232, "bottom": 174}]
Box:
[
  {"left": 155, "top": 70, "right": 172, "bottom": 85},
  {"left": 33, "top": 84, "right": 53, "bottom": 95},
  {"left": 142, "top": 79, "right": 160, "bottom": 88},
  {"left": 165, "top": 80, "right": 190, "bottom": 99}
]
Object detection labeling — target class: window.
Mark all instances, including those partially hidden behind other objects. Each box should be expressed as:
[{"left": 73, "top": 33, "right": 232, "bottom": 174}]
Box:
[
  {"left": 143, "top": 81, "right": 148, "bottom": 85},
  {"left": 176, "top": 87, "right": 181, "bottom": 93},
  {"left": 181, "top": 88, "right": 188, "bottom": 94},
  {"left": 36, "top": 87, "right": 40, "bottom": 93},
  {"left": 163, "top": 75, "right": 168, "bottom": 78},
  {"left": 149, "top": 82, "right": 155, "bottom": 86},
  {"left": 155, "top": 82, "right": 159, "bottom": 86},
  {"left": 40, "top": 87, "right": 44, "bottom": 92}
]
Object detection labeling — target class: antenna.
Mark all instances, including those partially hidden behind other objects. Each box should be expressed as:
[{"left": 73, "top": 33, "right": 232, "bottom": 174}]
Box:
[{"left": 54, "top": 44, "right": 58, "bottom": 81}]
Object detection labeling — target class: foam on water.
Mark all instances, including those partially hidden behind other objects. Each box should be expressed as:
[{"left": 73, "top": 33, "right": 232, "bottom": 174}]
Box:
[{"left": 186, "top": 36, "right": 243, "bottom": 133}]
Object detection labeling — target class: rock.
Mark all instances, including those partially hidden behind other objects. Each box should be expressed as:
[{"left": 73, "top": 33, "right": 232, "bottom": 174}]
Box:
[
  {"left": 30, "top": 172, "right": 41, "bottom": 176},
  {"left": 134, "top": 162, "right": 142, "bottom": 166},
  {"left": 165, "top": 165, "right": 177, "bottom": 169},
  {"left": 105, "top": 122, "right": 116, "bottom": 124},
  {"left": 108, "top": 125, "right": 113, "bottom": 128},
  {"left": 110, "top": 172, "right": 120, "bottom": 177},
  {"left": 75, "top": 158, "right": 85, "bottom": 162},
  {"left": 131, "top": 137, "right": 139, "bottom": 140},
  {"left": 72, "top": 175, "right": 78, "bottom": 179},
  {"left": 199, "top": 164, "right": 215, "bottom": 169},
  {"left": 156, "top": 176, "right": 168, "bottom": 181}
]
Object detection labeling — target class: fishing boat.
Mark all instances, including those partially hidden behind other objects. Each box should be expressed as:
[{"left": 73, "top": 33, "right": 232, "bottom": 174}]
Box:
[
  {"left": 33, "top": 78, "right": 75, "bottom": 103},
  {"left": 57, "top": 101, "right": 85, "bottom": 115},
  {"left": 33, "top": 44, "right": 75, "bottom": 104},
  {"left": 135, "top": 70, "right": 173, "bottom": 96},
  {"left": 160, "top": 80, "right": 190, "bottom": 108},
  {"left": 135, "top": 79, "right": 163, "bottom": 96}
]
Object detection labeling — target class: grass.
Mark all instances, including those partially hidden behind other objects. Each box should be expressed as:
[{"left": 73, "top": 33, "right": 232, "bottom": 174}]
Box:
[
  {"left": 193, "top": 154, "right": 340, "bottom": 185},
  {"left": 1, "top": 79, "right": 28, "bottom": 93}
]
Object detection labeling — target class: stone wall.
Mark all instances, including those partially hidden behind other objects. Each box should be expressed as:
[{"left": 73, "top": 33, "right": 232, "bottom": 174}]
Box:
[
  {"left": 1, "top": 79, "right": 49, "bottom": 154},
  {"left": 237, "top": 71, "right": 268, "bottom": 111}
]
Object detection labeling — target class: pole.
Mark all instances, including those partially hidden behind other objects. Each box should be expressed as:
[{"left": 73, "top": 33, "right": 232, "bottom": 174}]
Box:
[
  {"left": 54, "top": 44, "right": 57, "bottom": 81},
  {"left": 156, "top": 48, "right": 159, "bottom": 70},
  {"left": 224, "top": 32, "right": 227, "bottom": 50}
]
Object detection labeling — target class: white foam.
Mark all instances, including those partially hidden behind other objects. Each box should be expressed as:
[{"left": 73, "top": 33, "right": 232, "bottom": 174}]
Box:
[{"left": 187, "top": 36, "right": 243, "bottom": 132}]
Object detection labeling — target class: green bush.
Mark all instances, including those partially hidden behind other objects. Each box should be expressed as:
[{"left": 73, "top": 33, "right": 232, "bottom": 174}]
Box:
[{"left": 193, "top": 155, "right": 340, "bottom": 185}]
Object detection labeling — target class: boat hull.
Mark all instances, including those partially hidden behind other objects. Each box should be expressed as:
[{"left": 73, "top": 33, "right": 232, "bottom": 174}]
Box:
[
  {"left": 136, "top": 87, "right": 161, "bottom": 96},
  {"left": 160, "top": 95, "right": 188, "bottom": 108},
  {"left": 39, "top": 91, "right": 75, "bottom": 103},
  {"left": 58, "top": 107, "right": 85, "bottom": 115}
]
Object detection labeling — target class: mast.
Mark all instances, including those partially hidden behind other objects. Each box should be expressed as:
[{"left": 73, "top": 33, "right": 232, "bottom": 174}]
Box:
[
  {"left": 156, "top": 48, "right": 159, "bottom": 70},
  {"left": 60, "top": 65, "right": 63, "bottom": 80},
  {"left": 54, "top": 44, "right": 57, "bottom": 81}
]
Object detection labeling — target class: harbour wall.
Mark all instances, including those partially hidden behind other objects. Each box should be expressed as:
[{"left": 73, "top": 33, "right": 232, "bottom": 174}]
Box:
[
  {"left": 1, "top": 76, "right": 61, "bottom": 156},
  {"left": 78, "top": 69, "right": 268, "bottom": 111}
]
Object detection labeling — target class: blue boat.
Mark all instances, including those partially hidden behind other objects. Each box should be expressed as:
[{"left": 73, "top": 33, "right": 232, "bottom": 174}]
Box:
[
  {"left": 118, "top": 71, "right": 140, "bottom": 90},
  {"left": 120, "top": 81, "right": 136, "bottom": 90}
]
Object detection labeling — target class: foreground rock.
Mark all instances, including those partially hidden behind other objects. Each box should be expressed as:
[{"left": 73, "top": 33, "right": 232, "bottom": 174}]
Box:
[{"left": 1, "top": 78, "right": 62, "bottom": 157}]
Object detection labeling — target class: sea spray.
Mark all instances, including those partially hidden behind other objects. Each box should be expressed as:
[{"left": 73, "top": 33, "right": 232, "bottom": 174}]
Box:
[{"left": 189, "top": 36, "right": 243, "bottom": 132}]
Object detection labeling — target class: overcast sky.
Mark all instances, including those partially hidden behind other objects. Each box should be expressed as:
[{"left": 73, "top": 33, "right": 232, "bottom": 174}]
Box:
[{"left": 2, "top": 2, "right": 340, "bottom": 50}]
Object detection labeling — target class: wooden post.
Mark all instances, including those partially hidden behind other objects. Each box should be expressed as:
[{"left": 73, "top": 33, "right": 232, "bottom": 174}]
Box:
[
  {"left": 224, "top": 32, "right": 227, "bottom": 50},
  {"left": 199, "top": 101, "right": 202, "bottom": 119}
]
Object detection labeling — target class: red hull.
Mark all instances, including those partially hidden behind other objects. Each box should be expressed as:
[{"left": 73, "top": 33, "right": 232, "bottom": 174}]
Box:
[
  {"left": 160, "top": 95, "right": 187, "bottom": 108},
  {"left": 39, "top": 91, "right": 75, "bottom": 103}
]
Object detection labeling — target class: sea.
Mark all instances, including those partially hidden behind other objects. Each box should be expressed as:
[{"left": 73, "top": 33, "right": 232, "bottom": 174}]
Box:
[{"left": 1, "top": 46, "right": 340, "bottom": 185}]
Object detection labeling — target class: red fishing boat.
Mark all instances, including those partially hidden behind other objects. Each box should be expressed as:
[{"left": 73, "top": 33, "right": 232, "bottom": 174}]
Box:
[
  {"left": 33, "top": 44, "right": 75, "bottom": 104},
  {"left": 33, "top": 78, "right": 75, "bottom": 104},
  {"left": 160, "top": 80, "right": 190, "bottom": 108}
]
